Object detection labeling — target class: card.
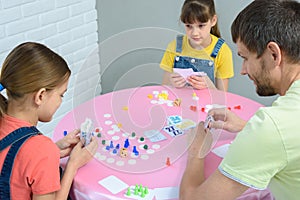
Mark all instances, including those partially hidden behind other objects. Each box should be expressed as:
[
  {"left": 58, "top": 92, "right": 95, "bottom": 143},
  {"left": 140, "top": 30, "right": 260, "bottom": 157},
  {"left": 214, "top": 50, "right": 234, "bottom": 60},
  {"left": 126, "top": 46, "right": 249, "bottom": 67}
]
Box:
[
  {"left": 175, "top": 119, "right": 196, "bottom": 130},
  {"left": 204, "top": 115, "right": 214, "bottom": 129},
  {"left": 144, "top": 130, "right": 167, "bottom": 142},
  {"left": 163, "top": 125, "right": 183, "bottom": 137},
  {"left": 173, "top": 68, "right": 207, "bottom": 80},
  {"left": 80, "top": 118, "right": 93, "bottom": 146},
  {"left": 98, "top": 175, "right": 128, "bottom": 195},
  {"left": 154, "top": 187, "right": 179, "bottom": 200},
  {"left": 212, "top": 143, "right": 230, "bottom": 158},
  {"left": 167, "top": 115, "right": 182, "bottom": 125}
]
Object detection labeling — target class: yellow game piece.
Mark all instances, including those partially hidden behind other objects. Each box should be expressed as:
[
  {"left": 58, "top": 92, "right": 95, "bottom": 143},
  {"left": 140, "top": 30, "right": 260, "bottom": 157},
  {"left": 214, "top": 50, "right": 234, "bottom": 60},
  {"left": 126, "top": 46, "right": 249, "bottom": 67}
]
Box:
[
  {"left": 117, "top": 123, "right": 122, "bottom": 128},
  {"left": 123, "top": 106, "right": 128, "bottom": 111},
  {"left": 173, "top": 98, "right": 182, "bottom": 106},
  {"left": 147, "top": 94, "right": 153, "bottom": 99}
]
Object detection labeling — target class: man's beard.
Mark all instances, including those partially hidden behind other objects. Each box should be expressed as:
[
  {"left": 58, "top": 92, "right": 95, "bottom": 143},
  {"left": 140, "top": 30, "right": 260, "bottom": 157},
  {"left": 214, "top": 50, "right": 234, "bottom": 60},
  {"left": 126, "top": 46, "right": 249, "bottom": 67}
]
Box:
[{"left": 254, "top": 60, "right": 277, "bottom": 96}]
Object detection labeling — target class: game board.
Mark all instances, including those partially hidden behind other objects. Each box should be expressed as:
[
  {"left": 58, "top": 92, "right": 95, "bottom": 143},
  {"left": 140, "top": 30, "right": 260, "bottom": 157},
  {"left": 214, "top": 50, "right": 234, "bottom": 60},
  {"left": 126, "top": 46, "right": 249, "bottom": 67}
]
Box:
[{"left": 55, "top": 86, "right": 248, "bottom": 174}]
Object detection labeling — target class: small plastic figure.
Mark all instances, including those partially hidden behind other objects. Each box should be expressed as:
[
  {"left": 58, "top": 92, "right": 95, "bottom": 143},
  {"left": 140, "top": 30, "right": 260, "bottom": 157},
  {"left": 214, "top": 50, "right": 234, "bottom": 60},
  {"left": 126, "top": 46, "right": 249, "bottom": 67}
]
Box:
[{"left": 120, "top": 148, "right": 128, "bottom": 158}]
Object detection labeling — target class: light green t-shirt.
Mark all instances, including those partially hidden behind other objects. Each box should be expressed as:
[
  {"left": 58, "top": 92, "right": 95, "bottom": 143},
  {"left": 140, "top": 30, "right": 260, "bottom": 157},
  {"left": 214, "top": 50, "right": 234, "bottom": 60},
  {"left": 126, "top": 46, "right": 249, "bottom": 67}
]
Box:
[{"left": 219, "top": 80, "right": 300, "bottom": 200}]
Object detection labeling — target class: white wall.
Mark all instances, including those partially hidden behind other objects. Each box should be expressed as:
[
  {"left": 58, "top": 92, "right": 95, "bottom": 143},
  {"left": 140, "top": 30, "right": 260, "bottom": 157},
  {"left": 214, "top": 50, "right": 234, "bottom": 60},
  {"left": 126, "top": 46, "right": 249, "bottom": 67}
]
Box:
[
  {"left": 0, "top": 0, "right": 101, "bottom": 137},
  {"left": 97, "top": 0, "right": 278, "bottom": 106}
]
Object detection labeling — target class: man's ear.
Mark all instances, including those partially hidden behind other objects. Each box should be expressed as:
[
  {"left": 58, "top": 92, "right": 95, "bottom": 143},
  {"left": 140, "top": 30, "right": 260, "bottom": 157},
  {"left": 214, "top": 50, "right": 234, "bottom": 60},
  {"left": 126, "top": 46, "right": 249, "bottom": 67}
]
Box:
[
  {"left": 34, "top": 88, "right": 47, "bottom": 106},
  {"left": 267, "top": 42, "right": 282, "bottom": 67}
]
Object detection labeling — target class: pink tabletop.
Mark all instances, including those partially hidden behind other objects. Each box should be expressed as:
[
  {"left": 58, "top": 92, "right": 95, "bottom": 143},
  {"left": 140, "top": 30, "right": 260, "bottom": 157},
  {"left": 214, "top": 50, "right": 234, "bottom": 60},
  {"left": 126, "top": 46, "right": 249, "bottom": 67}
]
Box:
[{"left": 53, "top": 85, "right": 274, "bottom": 200}]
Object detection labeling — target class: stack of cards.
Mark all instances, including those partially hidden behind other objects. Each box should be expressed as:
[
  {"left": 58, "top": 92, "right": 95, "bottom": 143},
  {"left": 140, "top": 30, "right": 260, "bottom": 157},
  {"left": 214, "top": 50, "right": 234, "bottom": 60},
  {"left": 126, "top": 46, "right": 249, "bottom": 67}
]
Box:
[
  {"left": 173, "top": 68, "right": 207, "bottom": 81},
  {"left": 204, "top": 115, "right": 214, "bottom": 129},
  {"left": 80, "top": 118, "right": 93, "bottom": 146}
]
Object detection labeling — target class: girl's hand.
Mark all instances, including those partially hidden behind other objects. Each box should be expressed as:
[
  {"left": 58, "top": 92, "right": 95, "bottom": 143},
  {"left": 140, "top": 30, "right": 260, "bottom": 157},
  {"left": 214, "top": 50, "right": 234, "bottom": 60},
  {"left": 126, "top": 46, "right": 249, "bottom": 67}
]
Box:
[
  {"left": 56, "top": 129, "right": 80, "bottom": 158},
  {"left": 68, "top": 136, "right": 98, "bottom": 169},
  {"left": 170, "top": 73, "right": 186, "bottom": 88},
  {"left": 187, "top": 75, "right": 216, "bottom": 90}
]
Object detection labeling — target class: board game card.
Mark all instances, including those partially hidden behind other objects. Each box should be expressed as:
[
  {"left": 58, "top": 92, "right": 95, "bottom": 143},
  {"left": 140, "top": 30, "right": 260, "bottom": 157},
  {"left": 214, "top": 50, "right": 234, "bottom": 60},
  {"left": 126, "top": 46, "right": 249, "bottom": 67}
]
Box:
[
  {"left": 80, "top": 118, "right": 93, "bottom": 146},
  {"left": 204, "top": 115, "right": 214, "bottom": 129}
]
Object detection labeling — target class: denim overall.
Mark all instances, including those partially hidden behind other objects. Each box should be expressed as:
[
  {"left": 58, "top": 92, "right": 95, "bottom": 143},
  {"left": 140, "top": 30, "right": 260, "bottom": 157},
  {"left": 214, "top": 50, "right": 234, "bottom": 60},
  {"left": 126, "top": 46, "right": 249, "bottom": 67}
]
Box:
[
  {"left": 0, "top": 126, "right": 40, "bottom": 200},
  {"left": 173, "top": 34, "right": 225, "bottom": 83}
]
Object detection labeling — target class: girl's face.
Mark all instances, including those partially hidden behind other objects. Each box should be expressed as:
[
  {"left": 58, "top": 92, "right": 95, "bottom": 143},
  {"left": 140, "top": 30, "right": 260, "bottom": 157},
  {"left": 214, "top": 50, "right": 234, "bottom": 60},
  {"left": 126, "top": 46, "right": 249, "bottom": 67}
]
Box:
[
  {"left": 37, "top": 79, "right": 69, "bottom": 122},
  {"left": 184, "top": 16, "right": 217, "bottom": 49}
]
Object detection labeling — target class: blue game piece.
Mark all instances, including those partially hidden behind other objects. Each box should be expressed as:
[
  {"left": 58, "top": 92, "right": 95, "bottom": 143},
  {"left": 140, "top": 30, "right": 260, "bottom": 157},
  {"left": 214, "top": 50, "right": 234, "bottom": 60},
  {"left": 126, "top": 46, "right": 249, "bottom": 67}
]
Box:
[
  {"left": 112, "top": 149, "right": 118, "bottom": 154},
  {"left": 105, "top": 146, "right": 110, "bottom": 150},
  {"left": 133, "top": 146, "right": 139, "bottom": 156},
  {"left": 116, "top": 144, "right": 120, "bottom": 149},
  {"left": 124, "top": 139, "right": 130, "bottom": 148},
  {"left": 63, "top": 130, "right": 67, "bottom": 136},
  {"left": 110, "top": 141, "right": 114, "bottom": 148}
]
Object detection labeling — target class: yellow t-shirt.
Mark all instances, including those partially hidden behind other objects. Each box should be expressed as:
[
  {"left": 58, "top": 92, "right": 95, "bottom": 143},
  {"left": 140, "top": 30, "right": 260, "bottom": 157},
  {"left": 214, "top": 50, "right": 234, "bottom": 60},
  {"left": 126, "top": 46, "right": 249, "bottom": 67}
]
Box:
[{"left": 160, "top": 34, "right": 234, "bottom": 79}]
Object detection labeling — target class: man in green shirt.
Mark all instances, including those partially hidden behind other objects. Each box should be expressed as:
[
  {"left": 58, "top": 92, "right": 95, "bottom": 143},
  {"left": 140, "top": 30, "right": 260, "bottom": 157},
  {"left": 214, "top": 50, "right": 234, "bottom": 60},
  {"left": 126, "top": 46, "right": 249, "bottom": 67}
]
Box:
[{"left": 180, "top": 0, "right": 300, "bottom": 199}]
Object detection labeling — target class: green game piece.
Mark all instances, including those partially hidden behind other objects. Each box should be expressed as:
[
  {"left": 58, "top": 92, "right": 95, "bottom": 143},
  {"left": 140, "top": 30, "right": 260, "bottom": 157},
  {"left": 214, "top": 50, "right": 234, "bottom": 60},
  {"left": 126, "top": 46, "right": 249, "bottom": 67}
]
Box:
[
  {"left": 140, "top": 191, "right": 145, "bottom": 198},
  {"left": 126, "top": 187, "right": 131, "bottom": 196},
  {"left": 140, "top": 137, "right": 144, "bottom": 141},
  {"left": 97, "top": 133, "right": 101, "bottom": 137},
  {"left": 144, "top": 187, "right": 149, "bottom": 194},
  {"left": 134, "top": 185, "right": 139, "bottom": 195},
  {"left": 101, "top": 139, "right": 106, "bottom": 145},
  {"left": 143, "top": 144, "right": 148, "bottom": 150},
  {"left": 131, "top": 132, "right": 136, "bottom": 137},
  {"left": 139, "top": 184, "right": 143, "bottom": 192}
]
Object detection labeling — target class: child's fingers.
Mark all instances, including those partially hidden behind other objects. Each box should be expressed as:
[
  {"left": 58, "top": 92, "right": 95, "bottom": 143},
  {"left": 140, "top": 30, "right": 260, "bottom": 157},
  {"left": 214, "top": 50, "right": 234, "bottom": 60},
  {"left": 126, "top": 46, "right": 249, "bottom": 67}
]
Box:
[{"left": 85, "top": 137, "right": 98, "bottom": 155}]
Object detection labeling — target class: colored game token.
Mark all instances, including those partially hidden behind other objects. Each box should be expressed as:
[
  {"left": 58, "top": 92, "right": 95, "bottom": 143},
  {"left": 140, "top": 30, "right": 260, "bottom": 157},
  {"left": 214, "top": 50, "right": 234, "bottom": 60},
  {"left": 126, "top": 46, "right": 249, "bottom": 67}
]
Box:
[
  {"left": 131, "top": 132, "right": 136, "bottom": 137},
  {"left": 143, "top": 144, "right": 148, "bottom": 150},
  {"left": 166, "top": 157, "right": 171, "bottom": 166},
  {"left": 140, "top": 137, "right": 144, "bottom": 142},
  {"left": 126, "top": 187, "right": 131, "bottom": 196},
  {"left": 97, "top": 133, "right": 101, "bottom": 137},
  {"left": 101, "top": 140, "right": 106, "bottom": 145}
]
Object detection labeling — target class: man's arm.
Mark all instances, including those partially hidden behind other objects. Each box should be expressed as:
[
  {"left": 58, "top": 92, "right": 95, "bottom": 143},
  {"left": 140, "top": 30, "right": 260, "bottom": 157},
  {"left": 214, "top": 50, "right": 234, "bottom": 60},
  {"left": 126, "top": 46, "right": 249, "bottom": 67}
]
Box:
[
  {"left": 180, "top": 122, "right": 249, "bottom": 200},
  {"left": 180, "top": 159, "right": 249, "bottom": 200}
]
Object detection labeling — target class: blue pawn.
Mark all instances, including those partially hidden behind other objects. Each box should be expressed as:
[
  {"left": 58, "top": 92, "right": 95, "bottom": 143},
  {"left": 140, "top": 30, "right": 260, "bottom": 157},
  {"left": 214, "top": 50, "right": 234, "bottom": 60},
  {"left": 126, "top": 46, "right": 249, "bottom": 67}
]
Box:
[
  {"left": 110, "top": 141, "right": 114, "bottom": 148},
  {"left": 133, "top": 146, "right": 139, "bottom": 156},
  {"left": 116, "top": 144, "right": 120, "bottom": 149},
  {"left": 112, "top": 148, "right": 118, "bottom": 154},
  {"left": 63, "top": 130, "right": 68, "bottom": 136},
  {"left": 105, "top": 146, "right": 110, "bottom": 151},
  {"left": 124, "top": 139, "right": 130, "bottom": 148}
]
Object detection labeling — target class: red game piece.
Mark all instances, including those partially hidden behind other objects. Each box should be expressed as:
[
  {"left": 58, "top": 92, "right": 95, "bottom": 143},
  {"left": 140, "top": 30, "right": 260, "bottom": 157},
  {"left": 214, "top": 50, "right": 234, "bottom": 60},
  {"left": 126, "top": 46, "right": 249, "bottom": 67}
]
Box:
[
  {"left": 190, "top": 105, "right": 197, "bottom": 112},
  {"left": 234, "top": 105, "right": 241, "bottom": 110},
  {"left": 166, "top": 157, "right": 171, "bottom": 166},
  {"left": 201, "top": 107, "right": 205, "bottom": 112}
]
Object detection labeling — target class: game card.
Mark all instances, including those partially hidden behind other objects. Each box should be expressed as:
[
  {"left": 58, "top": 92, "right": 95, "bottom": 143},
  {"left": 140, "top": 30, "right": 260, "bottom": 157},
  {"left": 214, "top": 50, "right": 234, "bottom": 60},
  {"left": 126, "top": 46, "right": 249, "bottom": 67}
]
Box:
[
  {"left": 163, "top": 125, "right": 183, "bottom": 137},
  {"left": 204, "top": 115, "right": 214, "bottom": 129},
  {"left": 80, "top": 118, "right": 93, "bottom": 146}
]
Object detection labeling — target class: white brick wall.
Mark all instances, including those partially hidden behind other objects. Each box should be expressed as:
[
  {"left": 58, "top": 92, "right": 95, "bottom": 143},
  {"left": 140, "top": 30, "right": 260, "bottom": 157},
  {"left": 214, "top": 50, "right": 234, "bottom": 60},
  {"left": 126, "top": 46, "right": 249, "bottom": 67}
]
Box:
[{"left": 0, "top": 0, "right": 101, "bottom": 138}]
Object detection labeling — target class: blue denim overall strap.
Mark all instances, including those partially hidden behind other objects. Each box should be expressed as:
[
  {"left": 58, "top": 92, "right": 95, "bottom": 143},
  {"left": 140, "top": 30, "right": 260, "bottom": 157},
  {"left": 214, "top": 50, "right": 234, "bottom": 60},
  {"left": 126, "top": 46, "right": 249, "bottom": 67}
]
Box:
[
  {"left": 210, "top": 38, "right": 225, "bottom": 58},
  {"left": 0, "top": 126, "right": 40, "bottom": 200},
  {"left": 176, "top": 34, "right": 184, "bottom": 53},
  {"left": 175, "top": 34, "right": 225, "bottom": 58},
  {"left": 174, "top": 35, "right": 225, "bottom": 83}
]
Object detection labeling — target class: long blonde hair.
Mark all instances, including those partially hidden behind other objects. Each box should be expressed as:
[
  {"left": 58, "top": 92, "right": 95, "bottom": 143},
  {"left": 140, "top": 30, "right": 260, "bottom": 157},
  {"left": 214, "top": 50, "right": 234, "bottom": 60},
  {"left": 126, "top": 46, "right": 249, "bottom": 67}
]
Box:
[
  {"left": 0, "top": 42, "right": 71, "bottom": 117},
  {"left": 180, "top": 0, "right": 221, "bottom": 38}
]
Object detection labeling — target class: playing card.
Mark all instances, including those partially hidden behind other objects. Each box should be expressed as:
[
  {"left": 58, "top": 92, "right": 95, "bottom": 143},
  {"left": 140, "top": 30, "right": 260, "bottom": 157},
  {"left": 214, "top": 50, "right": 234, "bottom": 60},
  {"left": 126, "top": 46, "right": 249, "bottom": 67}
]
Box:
[
  {"left": 80, "top": 118, "right": 93, "bottom": 146},
  {"left": 204, "top": 115, "right": 214, "bottom": 129}
]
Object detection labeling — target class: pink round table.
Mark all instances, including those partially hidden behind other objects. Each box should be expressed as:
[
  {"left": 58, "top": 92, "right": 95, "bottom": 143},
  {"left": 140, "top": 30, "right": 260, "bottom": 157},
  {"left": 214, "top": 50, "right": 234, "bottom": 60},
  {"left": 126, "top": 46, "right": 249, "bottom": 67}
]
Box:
[{"left": 53, "top": 86, "right": 274, "bottom": 200}]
